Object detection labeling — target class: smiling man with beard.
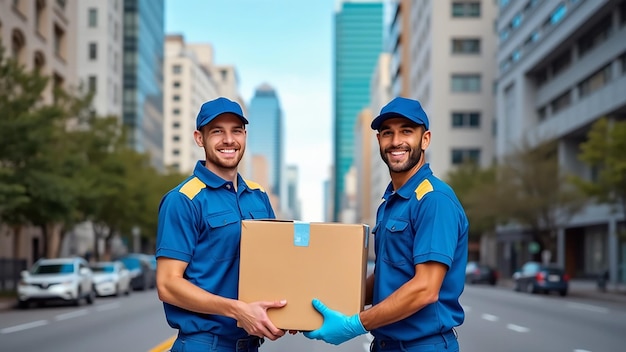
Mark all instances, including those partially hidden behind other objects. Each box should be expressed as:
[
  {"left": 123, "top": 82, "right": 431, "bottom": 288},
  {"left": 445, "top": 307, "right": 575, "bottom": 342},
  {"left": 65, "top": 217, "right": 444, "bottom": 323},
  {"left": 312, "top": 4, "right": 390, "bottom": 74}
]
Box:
[
  {"left": 304, "top": 97, "right": 469, "bottom": 352},
  {"left": 156, "top": 97, "right": 287, "bottom": 352}
]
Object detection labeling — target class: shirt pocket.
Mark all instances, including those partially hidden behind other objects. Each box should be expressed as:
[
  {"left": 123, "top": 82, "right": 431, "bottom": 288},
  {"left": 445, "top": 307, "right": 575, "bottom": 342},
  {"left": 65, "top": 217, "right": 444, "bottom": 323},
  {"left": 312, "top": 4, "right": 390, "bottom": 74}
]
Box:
[
  {"left": 248, "top": 210, "right": 271, "bottom": 219},
  {"left": 204, "top": 210, "right": 241, "bottom": 261},
  {"left": 382, "top": 218, "right": 412, "bottom": 267}
]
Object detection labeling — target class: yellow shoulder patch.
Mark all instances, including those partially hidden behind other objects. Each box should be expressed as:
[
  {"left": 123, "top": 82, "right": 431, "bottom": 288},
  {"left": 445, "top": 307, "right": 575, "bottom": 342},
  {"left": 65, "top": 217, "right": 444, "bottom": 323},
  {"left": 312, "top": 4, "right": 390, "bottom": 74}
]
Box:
[
  {"left": 244, "top": 179, "right": 266, "bottom": 193},
  {"left": 179, "top": 177, "right": 206, "bottom": 200},
  {"left": 415, "top": 179, "right": 433, "bottom": 201}
]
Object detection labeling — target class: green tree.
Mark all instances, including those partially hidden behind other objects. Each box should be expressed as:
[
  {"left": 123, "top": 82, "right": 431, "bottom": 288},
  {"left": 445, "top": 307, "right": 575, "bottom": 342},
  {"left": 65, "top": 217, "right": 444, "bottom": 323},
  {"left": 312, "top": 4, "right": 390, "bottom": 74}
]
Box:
[
  {"left": 498, "top": 140, "right": 586, "bottom": 259},
  {"left": 446, "top": 162, "right": 499, "bottom": 240},
  {"left": 573, "top": 117, "right": 626, "bottom": 232}
]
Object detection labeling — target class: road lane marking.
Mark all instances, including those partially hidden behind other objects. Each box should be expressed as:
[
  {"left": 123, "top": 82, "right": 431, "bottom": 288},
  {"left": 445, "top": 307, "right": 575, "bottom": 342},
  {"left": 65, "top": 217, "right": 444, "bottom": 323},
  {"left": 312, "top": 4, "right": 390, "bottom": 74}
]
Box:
[
  {"left": 573, "top": 349, "right": 592, "bottom": 352},
  {"left": 481, "top": 313, "right": 499, "bottom": 322},
  {"left": 506, "top": 324, "right": 529, "bottom": 333},
  {"left": 149, "top": 335, "right": 176, "bottom": 352},
  {"left": 566, "top": 302, "right": 608, "bottom": 313},
  {"left": 55, "top": 309, "right": 89, "bottom": 321},
  {"left": 95, "top": 302, "right": 121, "bottom": 311},
  {"left": 1, "top": 320, "right": 48, "bottom": 334}
]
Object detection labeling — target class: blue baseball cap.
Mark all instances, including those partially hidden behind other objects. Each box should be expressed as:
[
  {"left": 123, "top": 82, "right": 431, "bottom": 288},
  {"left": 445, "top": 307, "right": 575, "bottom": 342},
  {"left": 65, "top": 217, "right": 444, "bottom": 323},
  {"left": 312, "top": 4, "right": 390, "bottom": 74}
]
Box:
[
  {"left": 371, "top": 97, "right": 429, "bottom": 131},
  {"left": 196, "top": 97, "right": 249, "bottom": 130}
]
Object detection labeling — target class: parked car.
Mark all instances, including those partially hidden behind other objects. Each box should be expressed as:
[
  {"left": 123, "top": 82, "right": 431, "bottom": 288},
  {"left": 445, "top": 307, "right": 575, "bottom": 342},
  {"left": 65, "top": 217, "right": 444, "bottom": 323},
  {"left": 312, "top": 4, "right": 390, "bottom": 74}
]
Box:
[
  {"left": 513, "top": 261, "right": 569, "bottom": 296},
  {"left": 91, "top": 261, "right": 132, "bottom": 297},
  {"left": 117, "top": 254, "right": 155, "bottom": 291},
  {"left": 465, "top": 261, "right": 498, "bottom": 285},
  {"left": 17, "top": 257, "right": 95, "bottom": 308}
]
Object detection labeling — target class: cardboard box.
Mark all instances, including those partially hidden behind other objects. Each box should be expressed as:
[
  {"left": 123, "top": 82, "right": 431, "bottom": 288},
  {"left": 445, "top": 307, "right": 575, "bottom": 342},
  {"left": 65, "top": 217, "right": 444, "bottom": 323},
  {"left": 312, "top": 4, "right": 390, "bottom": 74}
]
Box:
[{"left": 238, "top": 220, "right": 369, "bottom": 331}]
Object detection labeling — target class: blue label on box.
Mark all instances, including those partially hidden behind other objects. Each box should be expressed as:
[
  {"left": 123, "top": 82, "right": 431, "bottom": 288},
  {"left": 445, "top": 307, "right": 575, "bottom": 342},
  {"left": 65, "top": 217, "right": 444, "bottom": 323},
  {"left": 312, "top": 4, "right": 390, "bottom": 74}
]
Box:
[{"left": 293, "top": 221, "right": 310, "bottom": 247}]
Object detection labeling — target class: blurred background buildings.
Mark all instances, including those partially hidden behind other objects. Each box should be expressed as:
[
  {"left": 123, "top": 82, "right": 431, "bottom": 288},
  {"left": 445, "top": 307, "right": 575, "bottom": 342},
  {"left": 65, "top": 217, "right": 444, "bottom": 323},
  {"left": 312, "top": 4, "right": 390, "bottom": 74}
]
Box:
[{"left": 0, "top": 0, "right": 625, "bottom": 287}]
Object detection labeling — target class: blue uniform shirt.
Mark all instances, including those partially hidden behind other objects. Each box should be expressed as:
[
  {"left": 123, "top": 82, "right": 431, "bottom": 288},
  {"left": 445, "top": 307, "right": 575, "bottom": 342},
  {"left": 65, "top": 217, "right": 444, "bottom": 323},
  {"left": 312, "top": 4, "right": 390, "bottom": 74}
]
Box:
[
  {"left": 372, "top": 163, "right": 468, "bottom": 341},
  {"left": 156, "top": 161, "right": 275, "bottom": 338}
]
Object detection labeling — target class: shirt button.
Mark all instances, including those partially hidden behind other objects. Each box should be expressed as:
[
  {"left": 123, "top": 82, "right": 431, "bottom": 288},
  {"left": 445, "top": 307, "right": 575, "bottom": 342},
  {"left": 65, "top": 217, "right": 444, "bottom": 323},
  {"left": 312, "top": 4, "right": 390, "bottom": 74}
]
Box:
[
  {"left": 226, "top": 184, "right": 231, "bottom": 189},
  {"left": 391, "top": 226, "right": 395, "bottom": 230}
]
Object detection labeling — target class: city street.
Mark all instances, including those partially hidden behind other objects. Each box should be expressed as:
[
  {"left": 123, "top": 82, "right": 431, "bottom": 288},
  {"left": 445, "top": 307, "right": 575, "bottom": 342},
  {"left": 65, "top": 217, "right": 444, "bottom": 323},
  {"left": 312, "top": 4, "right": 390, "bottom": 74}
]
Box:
[{"left": 0, "top": 284, "right": 624, "bottom": 352}]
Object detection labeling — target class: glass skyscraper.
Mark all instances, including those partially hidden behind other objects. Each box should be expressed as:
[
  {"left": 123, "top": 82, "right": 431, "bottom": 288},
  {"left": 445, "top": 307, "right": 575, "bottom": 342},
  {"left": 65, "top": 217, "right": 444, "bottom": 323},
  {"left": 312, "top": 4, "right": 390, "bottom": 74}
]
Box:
[
  {"left": 333, "top": 1, "right": 383, "bottom": 221},
  {"left": 247, "top": 84, "right": 284, "bottom": 207},
  {"left": 123, "top": 0, "right": 165, "bottom": 170}
]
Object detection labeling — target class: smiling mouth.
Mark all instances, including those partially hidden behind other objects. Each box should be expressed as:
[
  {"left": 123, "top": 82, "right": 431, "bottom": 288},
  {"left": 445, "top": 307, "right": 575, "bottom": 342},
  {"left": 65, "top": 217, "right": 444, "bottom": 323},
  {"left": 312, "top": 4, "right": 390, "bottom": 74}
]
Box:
[{"left": 219, "top": 149, "right": 237, "bottom": 154}]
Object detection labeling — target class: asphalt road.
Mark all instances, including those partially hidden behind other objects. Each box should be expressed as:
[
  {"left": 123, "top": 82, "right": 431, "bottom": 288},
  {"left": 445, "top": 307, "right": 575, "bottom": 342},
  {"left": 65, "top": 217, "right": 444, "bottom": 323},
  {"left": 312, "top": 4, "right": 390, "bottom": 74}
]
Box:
[{"left": 1, "top": 285, "right": 625, "bottom": 352}]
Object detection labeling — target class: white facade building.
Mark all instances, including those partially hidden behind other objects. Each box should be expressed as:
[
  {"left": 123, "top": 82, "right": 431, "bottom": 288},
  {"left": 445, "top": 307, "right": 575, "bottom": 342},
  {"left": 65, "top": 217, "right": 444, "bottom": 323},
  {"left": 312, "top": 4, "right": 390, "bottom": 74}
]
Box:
[
  {"left": 75, "top": 0, "right": 123, "bottom": 118},
  {"left": 163, "top": 35, "right": 219, "bottom": 173},
  {"left": 388, "top": 0, "right": 498, "bottom": 177}
]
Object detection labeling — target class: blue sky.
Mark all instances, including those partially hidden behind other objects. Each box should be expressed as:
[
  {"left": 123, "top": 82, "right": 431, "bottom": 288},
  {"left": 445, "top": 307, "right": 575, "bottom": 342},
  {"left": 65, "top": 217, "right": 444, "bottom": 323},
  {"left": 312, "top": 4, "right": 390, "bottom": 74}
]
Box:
[{"left": 165, "top": 0, "right": 338, "bottom": 221}]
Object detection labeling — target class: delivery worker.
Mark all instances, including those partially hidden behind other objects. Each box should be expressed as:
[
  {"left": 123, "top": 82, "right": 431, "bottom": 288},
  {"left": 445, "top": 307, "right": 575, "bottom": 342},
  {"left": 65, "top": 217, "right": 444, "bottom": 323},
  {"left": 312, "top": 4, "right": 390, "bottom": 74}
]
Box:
[
  {"left": 304, "top": 97, "right": 469, "bottom": 352},
  {"left": 156, "top": 97, "right": 287, "bottom": 352}
]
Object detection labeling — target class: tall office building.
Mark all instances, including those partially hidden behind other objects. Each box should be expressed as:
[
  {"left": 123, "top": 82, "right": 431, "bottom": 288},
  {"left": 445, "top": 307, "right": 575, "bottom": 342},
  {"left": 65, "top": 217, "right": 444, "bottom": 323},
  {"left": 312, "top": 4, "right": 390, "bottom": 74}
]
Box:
[
  {"left": 387, "top": 0, "right": 497, "bottom": 177},
  {"left": 333, "top": 0, "right": 383, "bottom": 221},
  {"left": 247, "top": 84, "right": 285, "bottom": 211},
  {"left": 495, "top": 0, "right": 626, "bottom": 281},
  {"left": 122, "top": 0, "right": 165, "bottom": 170},
  {"left": 285, "top": 165, "right": 302, "bottom": 220},
  {"left": 163, "top": 35, "right": 219, "bottom": 173},
  {"left": 76, "top": 0, "right": 123, "bottom": 118}
]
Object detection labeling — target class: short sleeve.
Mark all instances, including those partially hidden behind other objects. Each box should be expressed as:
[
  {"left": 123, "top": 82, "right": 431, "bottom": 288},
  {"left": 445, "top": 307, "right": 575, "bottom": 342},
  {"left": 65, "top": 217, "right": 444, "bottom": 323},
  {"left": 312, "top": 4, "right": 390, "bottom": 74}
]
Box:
[
  {"left": 412, "top": 191, "right": 460, "bottom": 268},
  {"left": 156, "top": 191, "right": 199, "bottom": 263}
]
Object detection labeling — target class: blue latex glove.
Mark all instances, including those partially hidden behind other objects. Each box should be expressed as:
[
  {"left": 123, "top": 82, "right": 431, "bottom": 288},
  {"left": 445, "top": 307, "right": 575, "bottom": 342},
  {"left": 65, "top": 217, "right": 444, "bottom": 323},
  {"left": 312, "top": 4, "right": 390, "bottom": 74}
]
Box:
[{"left": 303, "top": 298, "right": 367, "bottom": 345}]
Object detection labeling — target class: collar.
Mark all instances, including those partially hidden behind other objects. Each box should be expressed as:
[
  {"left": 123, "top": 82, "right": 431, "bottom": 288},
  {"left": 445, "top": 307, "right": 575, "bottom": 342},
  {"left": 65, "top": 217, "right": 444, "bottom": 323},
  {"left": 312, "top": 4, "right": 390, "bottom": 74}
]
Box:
[
  {"left": 193, "top": 160, "right": 248, "bottom": 191},
  {"left": 384, "top": 163, "right": 433, "bottom": 200}
]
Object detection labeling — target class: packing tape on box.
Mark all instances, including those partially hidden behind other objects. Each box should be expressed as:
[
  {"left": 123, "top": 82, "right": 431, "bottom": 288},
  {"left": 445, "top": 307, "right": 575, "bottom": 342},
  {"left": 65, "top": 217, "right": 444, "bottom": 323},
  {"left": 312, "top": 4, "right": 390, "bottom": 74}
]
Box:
[{"left": 293, "top": 221, "right": 310, "bottom": 247}]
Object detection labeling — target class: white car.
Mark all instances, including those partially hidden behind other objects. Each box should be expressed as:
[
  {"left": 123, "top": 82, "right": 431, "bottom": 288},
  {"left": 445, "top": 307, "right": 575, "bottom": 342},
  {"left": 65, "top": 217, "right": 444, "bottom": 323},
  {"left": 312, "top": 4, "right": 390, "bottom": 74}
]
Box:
[
  {"left": 91, "top": 261, "right": 131, "bottom": 297},
  {"left": 17, "top": 257, "right": 95, "bottom": 308}
]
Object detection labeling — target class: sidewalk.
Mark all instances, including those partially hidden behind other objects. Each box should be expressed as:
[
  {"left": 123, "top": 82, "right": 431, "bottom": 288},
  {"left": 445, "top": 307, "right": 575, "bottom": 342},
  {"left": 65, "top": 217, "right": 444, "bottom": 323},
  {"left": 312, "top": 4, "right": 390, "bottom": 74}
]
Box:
[{"left": 497, "top": 279, "right": 626, "bottom": 305}]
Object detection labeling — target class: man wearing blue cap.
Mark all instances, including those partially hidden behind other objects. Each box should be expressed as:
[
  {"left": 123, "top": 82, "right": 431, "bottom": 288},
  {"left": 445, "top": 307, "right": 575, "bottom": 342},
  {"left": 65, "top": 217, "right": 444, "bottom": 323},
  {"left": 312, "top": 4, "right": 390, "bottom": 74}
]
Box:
[
  {"left": 305, "top": 97, "right": 468, "bottom": 351},
  {"left": 156, "top": 97, "right": 287, "bottom": 351}
]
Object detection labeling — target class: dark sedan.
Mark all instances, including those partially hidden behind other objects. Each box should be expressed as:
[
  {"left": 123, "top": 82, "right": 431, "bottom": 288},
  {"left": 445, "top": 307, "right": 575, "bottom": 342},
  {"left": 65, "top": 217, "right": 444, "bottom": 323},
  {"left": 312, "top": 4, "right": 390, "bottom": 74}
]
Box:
[
  {"left": 513, "top": 261, "right": 569, "bottom": 296},
  {"left": 117, "top": 254, "right": 156, "bottom": 291},
  {"left": 465, "top": 261, "right": 498, "bottom": 286}
]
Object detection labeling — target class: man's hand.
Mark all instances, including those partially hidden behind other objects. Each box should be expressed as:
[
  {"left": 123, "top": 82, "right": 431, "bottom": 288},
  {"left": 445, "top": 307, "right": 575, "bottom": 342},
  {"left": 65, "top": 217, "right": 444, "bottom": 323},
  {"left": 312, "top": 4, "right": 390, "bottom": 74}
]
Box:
[
  {"left": 236, "top": 300, "right": 287, "bottom": 341},
  {"left": 303, "top": 299, "right": 367, "bottom": 345}
]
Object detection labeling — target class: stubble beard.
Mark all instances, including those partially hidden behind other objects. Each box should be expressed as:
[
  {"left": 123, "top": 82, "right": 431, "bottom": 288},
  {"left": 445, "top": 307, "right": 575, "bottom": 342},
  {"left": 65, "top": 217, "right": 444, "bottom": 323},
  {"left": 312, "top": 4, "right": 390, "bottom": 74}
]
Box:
[
  {"left": 206, "top": 144, "right": 245, "bottom": 171},
  {"left": 381, "top": 141, "right": 423, "bottom": 174}
]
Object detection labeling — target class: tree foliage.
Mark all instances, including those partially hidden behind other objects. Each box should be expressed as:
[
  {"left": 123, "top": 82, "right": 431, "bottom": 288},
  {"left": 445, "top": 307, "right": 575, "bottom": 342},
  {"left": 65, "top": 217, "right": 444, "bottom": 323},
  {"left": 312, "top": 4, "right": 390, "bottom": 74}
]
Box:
[
  {"left": 497, "top": 140, "right": 586, "bottom": 256},
  {"left": 573, "top": 117, "right": 626, "bottom": 228},
  {"left": 0, "top": 43, "right": 186, "bottom": 259}
]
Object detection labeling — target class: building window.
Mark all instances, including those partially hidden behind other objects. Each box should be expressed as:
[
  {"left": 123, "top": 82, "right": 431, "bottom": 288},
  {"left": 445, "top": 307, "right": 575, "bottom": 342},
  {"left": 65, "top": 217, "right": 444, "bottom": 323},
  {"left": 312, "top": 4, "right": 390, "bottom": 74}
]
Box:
[
  {"left": 451, "top": 74, "right": 481, "bottom": 92},
  {"left": 550, "top": 3, "right": 567, "bottom": 24},
  {"left": 172, "top": 65, "right": 182, "bottom": 74},
  {"left": 88, "top": 75, "right": 97, "bottom": 92},
  {"left": 172, "top": 135, "right": 180, "bottom": 142},
  {"left": 451, "top": 38, "right": 481, "bottom": 54},
  {"left": 88, "top": 8, "right": 98, "bottom": 27},
  {"left": 578, "top": 64, "right": 612, "bottom": 98},
  {"left": 173, "top": 95, "right": 180, "bottom": 102},
  {"left": 35, "top": 0, "right": 46, "bottom": 35},
  {"left": 173, "top": 81, "right": 181, "bottom": 88},
  {"left": 552, "top": 51, "right": 571, "bottom": 77},
  {"left": 451, "top": 112, "right": 481, "bottom": 127},
  {"left": 172, "top": 149, "right": 180, "bottom": 156},
  {"left": 578, "top": 15, "right": 612, "bottom": 57},
  {"left": 172, "top": 108, "right": 180, "bottom": 115},
  {"left": 88, "top": 42, "right": 97, "bottom": 60},
  {"left": 56, "top": 0, "right": 66, "bottom": 9},
  {"left": 451, "top": 148, "right": 481, "bottom": 165},
  {"left": 53, "top": 23, "right": 66, "bottom": 59},
  {"left": 620, "top": 1, "right": 626, "bottom": 26},
  {"left": 172, "top": 122, "right": 180, "bottom": 128},
  {"left": 537, "top": 106, "right": 547, "bottom": 122},
  {"left": 452, "top": 2, "right": 481, "bottom": 17},
  {"left": 551, "top": 91, "right": 571, "bottom": 114}
]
